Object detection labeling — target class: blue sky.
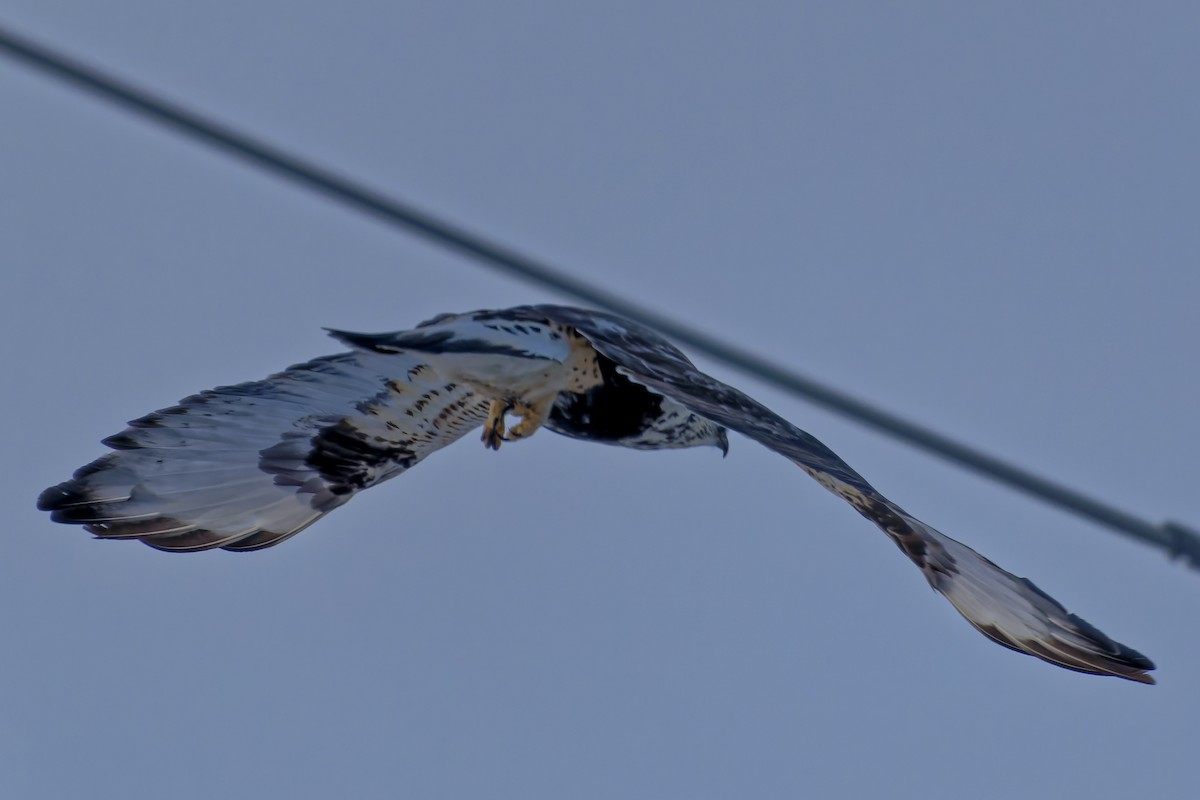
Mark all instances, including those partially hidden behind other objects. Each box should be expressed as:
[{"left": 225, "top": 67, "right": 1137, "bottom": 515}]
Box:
[{"left": 3, "top": 3, "right": 1198, "bottom": 798}]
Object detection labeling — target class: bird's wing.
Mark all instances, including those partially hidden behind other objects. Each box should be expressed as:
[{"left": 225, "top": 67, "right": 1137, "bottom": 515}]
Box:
[
  {"left": 39, "top": 351, "right": 489, "bottom": 552},
  {"left": 529, "top": 305, "right": 1155, "bottom": 683}
]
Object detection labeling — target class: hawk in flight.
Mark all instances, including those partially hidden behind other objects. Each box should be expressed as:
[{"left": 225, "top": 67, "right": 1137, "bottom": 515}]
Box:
[{"left": 39, "top": 304, "right": 1154, "bottom": 684}]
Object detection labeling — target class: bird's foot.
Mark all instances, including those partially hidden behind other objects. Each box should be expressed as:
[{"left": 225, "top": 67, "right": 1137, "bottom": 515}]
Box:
[
  {"left": 506, "top": 398, "right": 552, "bottom": 441},
  {"left": 482, "top": 400, "right": 510, "bottom": 450},
  {"left": 483, "top": 398, "right": 553, "bottom": 449}
]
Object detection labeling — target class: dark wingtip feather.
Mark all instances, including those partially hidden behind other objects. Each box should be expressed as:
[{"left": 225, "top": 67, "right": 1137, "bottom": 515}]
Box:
[
  {"left": 973, "top": 620, "right": 1156, "bottom": 685},
  {"left": 324, "top": 328, "right": 401, "bottom": 353},
  {"left": 37, "top": 481, "right": 82, "bottom": 511},
  {"left": 324, "top": 327, "right": 362, "bottom": 346},
  {"left": 39, "top": 455, "right": 131, "bottom": 512},
  {"left": 137, "top": 530, "right": 234, "bottom": 552}
]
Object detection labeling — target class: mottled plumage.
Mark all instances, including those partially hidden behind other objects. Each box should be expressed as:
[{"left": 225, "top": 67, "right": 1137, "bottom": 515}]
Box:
[{"left": 39, "top": 304, "right": 1154, "bottom": 683}]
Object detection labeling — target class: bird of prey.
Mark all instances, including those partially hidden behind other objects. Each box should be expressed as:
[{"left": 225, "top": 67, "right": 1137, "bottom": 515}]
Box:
[{"left": 39, "top": 304, "right": 1155, "bottom": 684}]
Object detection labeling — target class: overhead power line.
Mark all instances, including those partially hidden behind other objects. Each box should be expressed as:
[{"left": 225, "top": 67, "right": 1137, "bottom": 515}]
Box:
[{"left": 3, "top": 22, "right": 1197, "bottom": 569}]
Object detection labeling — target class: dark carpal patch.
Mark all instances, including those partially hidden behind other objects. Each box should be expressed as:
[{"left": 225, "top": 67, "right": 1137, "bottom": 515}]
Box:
[
  {"left": 549, "top": 355, "right": 664, "bottom": 441},
  {"left": 296, "top": 420, "right": 417, "bottom": 506}
]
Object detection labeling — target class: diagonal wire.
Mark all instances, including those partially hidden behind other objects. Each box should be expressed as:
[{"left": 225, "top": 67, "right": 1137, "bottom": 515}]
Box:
[{"left": 3, "top": 22, "right": 1197, "bottom": 569}]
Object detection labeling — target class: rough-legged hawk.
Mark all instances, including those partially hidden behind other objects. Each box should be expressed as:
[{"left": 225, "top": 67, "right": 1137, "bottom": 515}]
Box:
[{"left": 39, "top": 304, "right": 1155, "bottom": 684}]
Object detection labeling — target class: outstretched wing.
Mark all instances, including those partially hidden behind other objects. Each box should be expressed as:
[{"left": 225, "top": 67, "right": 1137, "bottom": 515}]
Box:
[
  {"left": 38, "top": 350, "right": 489, "bottom": 552},
  {"left": 526, "top": 305, "right": 1155, "bottom": 684}
]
